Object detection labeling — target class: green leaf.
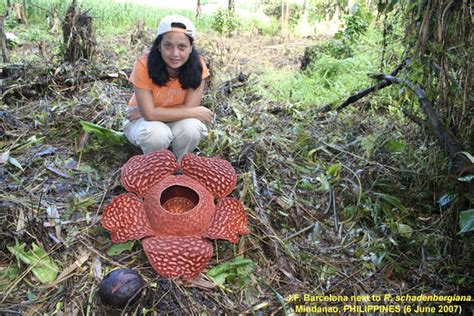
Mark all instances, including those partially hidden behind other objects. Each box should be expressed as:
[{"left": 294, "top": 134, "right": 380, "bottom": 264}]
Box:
[
  {"left": 80, "top": 121, "right": 128, "bottom": 146},
  {"left": 360, "top": 134, "right": 378, "bottom": 157},
  {"left": 12, "top": 136, "right": 45, "bottom": 153},
  {"left": 206, "top": 256, "right": 254, "bottom": 287},
  {"left": 397, "top": 223, "right": 414, "bottom": 238},
  {"left": 327, "top": 163, "right": 341, "bottom": 178},
  {"left": 297, "top": 179, "right": 314, "bottom": 190},
  {"left": 0, "top": 265, "right": 20, "bottom": 289},
  {"left": 207, "top": 262, "right": 231, "bottom": 277},
  {"left": 209, "top": 272, "right": 229, "bottom": 286},
  {"left": 106, "top": 241, "right": 134, "bottom": 256},
  {"left": 375, "top": 193, "right": 407, "bottom": 213},
  {"left": 230, "top": 256, "right": 254, "bottom": 267},
  {"left": 459, "top": 209, "right": 474, "bottom": 234},
  {"left": 316, "top": 174, "right": 330, "bottom": 191},
  {"left": 7, "top": 242, "right": 59, "bottom": 284},
  {"left": 385, "top": 139, "right": 405, "bottom": 153}
]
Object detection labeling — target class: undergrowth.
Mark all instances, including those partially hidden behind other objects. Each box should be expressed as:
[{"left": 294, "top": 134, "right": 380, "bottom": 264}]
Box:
[{"left": 0, "top": 2, "right": 472, "bottom": 315}]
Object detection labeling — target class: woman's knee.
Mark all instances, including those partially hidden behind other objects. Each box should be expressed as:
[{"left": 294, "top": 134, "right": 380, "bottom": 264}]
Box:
[
  {"left": 136, "top": 121, "right": 173, "bottom": 153},
  {"left": 171, "top": 118, "right": 207, "bottom": 143}
]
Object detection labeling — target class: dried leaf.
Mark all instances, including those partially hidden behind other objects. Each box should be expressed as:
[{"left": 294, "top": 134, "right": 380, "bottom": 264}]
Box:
[
  {"left": 0, "top": 151, "right": 9, "bottom": 164},
  {"left": 92, "top": 257, "right": 102, "bottom": 281},
  {"left": 42, "top": 251, "right": 90, "bottom": 288},
  {"left": 310, "top": 221, "right": 322, "bottom": 241},
  {"left": 8, "top": 156, "right": 24, "bottom": 171}
]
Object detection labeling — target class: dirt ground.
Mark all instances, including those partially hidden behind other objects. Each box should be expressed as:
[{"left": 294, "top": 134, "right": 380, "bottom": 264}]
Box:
[{"left": 197, "top": 32, "right": 318, "bottom": 74}]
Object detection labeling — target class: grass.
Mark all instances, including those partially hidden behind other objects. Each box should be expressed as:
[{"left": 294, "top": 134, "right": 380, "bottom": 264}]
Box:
[
  {"left": 2, "top": 0, "right": 291, "bottom": 38},
  {"left": 255, "top": 28, "right": 398, "bottom": 109},
  {"left": 22, "top": 0, "right": 206, "bottom": 36},
  {"left": 1, "top": 2, "right": 472, "bottom": 314}
]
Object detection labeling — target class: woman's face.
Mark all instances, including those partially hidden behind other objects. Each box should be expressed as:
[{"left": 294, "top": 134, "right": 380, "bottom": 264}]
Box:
[{"left": 159, "top": 32, "right": 192, "bottom": 70}]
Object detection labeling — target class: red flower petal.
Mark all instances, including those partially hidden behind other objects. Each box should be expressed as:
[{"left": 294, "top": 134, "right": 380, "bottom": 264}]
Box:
[
  {"left": 143, "top": 236, "right": 213, "bottom": 280},
  {"left": 181, "top": 153, "right": 237, "bottom": 198},
  {"left": 102, "top": 193, "right": 154, "bottom": 243},
  {"left": 121, "top": 150, "right": 179, "bottom": 197},
  {"left": 203, "top": 198, "right": 249, "bottom": 243}
]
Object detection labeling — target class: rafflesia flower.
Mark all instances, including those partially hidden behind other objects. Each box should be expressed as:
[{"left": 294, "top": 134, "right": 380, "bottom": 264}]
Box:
[{"left": 101, "top": 150, "right": 249, "bottom": 280}]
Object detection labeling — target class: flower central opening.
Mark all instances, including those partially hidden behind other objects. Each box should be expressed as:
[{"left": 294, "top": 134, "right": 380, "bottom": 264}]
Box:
[{"left": 160, "top": 185, "right": 199, "bottom": 214}]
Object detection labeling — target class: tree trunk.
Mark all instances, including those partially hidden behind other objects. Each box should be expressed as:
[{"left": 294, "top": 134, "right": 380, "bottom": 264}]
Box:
[
  {"left": 196, "top": 0, "right": 201, "bottom": 19},
  {"left": 22, "top": 0, "right": 28, "bottom": 25},
  {"left": 0, "top": 15, "right": 9, "bottom": 64},
  {"left": 62, "top": 0, "right": 96, "bottom": 63},
  {"left": 5, "top": 0, "right": 11, "bottom": 17},
  {"left": 228, "top": 0, "right": 235, "bottom": 12},
  {"left": 280, "top": 0, "right": 289, "bottom": 38},
  {"left": 14, "top": 3, "right": 22, "bottom": 21},
  {"left": 51, "top": 6, "right": 59, "bottom": 33}
]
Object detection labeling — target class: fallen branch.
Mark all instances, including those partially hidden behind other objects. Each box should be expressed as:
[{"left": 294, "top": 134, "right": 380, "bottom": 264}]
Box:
[
  {"left": 2, "top": 68, "right": 130, "bottom": 99},
  {"left": 400, "top": 106, "right": 424, "bottom": 126},
  {"left": 371, "top": 74, "right": 468, "bottom": 174},
  {"left": 318, "top": 58, "right": 410, "bottom": 112}
]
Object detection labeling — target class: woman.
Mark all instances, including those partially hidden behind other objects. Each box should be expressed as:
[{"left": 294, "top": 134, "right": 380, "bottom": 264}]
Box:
[{"left": 124, "top": 15, "right": 213, "bottom": 161}]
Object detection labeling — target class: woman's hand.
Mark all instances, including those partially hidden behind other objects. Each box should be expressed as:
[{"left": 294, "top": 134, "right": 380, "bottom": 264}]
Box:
[
  {"left": 191, "top": 106, "right": 214, "bottom": 124},
  {"left": 127, "top": 107, "right": 142, "bottom": 121}
]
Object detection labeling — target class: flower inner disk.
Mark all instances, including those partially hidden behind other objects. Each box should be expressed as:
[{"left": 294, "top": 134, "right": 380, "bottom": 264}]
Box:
[{"left": 160, "top": 185, "right": 199, "bottom": 214}]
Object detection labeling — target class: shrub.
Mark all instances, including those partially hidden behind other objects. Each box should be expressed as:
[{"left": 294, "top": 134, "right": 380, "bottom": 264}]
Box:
[
  {"left": 211, "top": 9, "right": 240, "bottom": 36},
  {"left": 335, "top": 4, "right": 371, "bottom": 43},
  {"left": 243, "top": 16, "right": 279, "bottom": 36},
  {"left": 260, "top": 0, "right": 303, "bottom": 29}
]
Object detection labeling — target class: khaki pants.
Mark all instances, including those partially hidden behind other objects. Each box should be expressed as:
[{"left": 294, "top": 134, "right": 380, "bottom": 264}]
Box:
[{"left": 123, "top": 118, "right": 208, "bottom": 162}]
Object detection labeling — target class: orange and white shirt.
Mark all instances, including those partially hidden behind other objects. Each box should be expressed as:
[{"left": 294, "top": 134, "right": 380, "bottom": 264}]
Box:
[{"left": 128, "top": 54, "right": 210, "bottom": 108}]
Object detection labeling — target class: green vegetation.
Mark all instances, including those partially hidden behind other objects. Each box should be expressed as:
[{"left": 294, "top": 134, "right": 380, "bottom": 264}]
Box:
[
  {"left": 211, "top": 8, "right": 241, "bottom": 36},
  {"left": 23, "top": 0, "right": 199, "bottom": 35},
  {"left": 1, "top": 0, "right": 471, "bottom": 314},
  {"left": 257, "top": 40, "right": 381, "bottom": 106}
]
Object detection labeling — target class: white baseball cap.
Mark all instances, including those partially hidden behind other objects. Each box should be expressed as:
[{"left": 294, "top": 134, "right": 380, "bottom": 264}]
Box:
[{"left": 156, "top": 15, "right": 196, "bottom": 40}]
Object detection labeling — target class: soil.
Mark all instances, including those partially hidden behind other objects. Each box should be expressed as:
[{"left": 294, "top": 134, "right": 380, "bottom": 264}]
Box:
[{"left": 197, "top": 32, "right": 318, "bottom": 74}]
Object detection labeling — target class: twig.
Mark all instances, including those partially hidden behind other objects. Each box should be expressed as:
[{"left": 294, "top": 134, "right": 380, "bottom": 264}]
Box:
[
  {"left": 330, "top": 183, "right": 339, "bottom": 232},
  {"left": 324, "top": 183, "right": 333, "bottom": 215},
  {"left": 283, "top": 223, "right": 315, "bottom": 240}
]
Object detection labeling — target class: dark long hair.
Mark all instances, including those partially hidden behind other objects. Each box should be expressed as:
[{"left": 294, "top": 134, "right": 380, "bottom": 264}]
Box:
[{"left": 147, "top": 29, "right": 203, "bottom": 89}]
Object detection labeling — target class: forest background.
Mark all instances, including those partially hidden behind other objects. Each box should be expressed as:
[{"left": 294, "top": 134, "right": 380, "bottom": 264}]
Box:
[{"left": 0, "top": 0, "right": 472, "bottom": 314}]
